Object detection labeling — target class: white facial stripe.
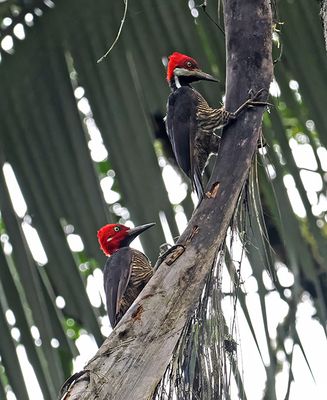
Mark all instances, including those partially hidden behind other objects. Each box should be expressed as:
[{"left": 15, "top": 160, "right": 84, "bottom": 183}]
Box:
[
  {"left": 107, "top": 237, "right": 113, "bottom": 242},
  {"left": 174, "top": 75, "right": 181, "bottom": 89}
]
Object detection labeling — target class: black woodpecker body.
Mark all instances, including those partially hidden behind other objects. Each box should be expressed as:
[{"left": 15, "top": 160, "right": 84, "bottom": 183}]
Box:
[
  {"left": 97, "top": 222, "right": 155, "bottom": 328},
  {"left": 165, "top": 52, "right": 267, "bottom": 199}
]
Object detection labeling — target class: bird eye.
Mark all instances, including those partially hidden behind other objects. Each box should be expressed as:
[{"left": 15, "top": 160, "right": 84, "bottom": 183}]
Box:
[
  {"left": 114, "top": 226, "right": 120, "bottom": 232},
  {"left": 186, "top": 61, "right": 192, "bottom": 68}
]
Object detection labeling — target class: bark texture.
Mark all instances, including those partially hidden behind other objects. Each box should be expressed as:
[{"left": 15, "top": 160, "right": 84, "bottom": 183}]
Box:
[{"left": 60, "top": 1, "right": 273, "bottom": 399}]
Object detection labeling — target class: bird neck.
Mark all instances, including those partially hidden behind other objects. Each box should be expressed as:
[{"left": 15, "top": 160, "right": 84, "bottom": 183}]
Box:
[
  {"left": 105, "top": 242, "right": 128, "bottom": 256},
  {"left": 169, "top": 75, "right": 192, "bottom": 92}
]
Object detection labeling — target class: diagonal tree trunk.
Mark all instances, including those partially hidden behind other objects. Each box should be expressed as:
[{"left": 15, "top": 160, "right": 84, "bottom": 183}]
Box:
[{"left": 60, "top": 1, "right": 273, "bottom": 399}]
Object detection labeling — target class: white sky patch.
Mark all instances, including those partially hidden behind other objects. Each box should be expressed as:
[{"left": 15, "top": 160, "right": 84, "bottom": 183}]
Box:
[
  {"left": 86, "top": 275, "right": 102, "bottom": 308},
  {"left": 295, "top": 299, "right": 327, "bottom": 398},
  {"left": 276, "top": 363, "right": 291, "bottom": 399},
  {"left": 289, "top": 140, "right": 318, "bottom": 171},
  {"left": 276, "top": 263, "right": 294, "bottom": 287},
  {"left": 266, "top": 163, "right": 277, "bottom": 179},
  {"left": 300, "top": 170, "right": 323, "bottom": 192},
  {"left": 2, "top": 17, "right": 13, "bottom": 27},
  {"left": 88, "top": 140, "right": 108, "bottom": 162},
  {"left": 16, "top": 345, "right": 43, "bottom": 400},
  {"left": 3, "top": 163, "right": 27, "bottom": 218},
  {"left": 124, "top": 220, "right": 145, "bottom": 253},
  {"left": 6, "top": 310, "right": 16, "bottom": 326},
  {"left": 312, "top": 194, "right": 327, "bottom": 216},
  {"left": 84, "top": 118, "right": 103, "bottom": 141},
  {"left": 316, "top": 147, "right": 327, "bottom": 171},
  {"left": 306, "top": 120, "right": 315, "bottom": 131},
  {"left": 73, "top": 334, "right": 98, "bottom": 373},
  {"left": 100, "top": 315, "right": 112, "bottom": 337},
  {"left": 74, "top": 86, "right": 85, "bottom": 99},
  {"left": 64, "top": 224, "right": 74, "bottom": 234},
  {"left": 222, "top": 297, "right": 267, "bottom": 400},
  {"left": 270, "top": 79, "right": 281, "bottom": 97},
  {"left": 226, "top": 231, "right": 253, "bottom": 278},
  {"left": 77, "top": 97, "right": 91, "bottom": 115},
  {"left": 162, "top": 165, "right": 187, "bottom": 204},
  {"left": 66, "top": 233, "right": 84, "bottom": 252},
  {"left": 30, "top": 326, "right": 40, "bottom": 340},
  {"left": 306, "top": 190, "right": 318, "bottom": 205},
  {"left": 93, "top": 268, "right": 106, "bottom": 306},
  {"left": 242, "top": 275, "right": 258, "bottom": 293},
  {"left": 262, "top": 269, "right": 275, "bottom": 291},
  {"left": 289, "top": 80, "right": 299, "bottom": 91},
  {"left": 190, "top": 190, "right": 199, "bottom": 208},
  {"left": 6, "top": 390, "right": 17, "bottom": 400},
  {"left": 11, "top": 327, "right": 20, "bottom": 341},
  {"left": 50, "top": 338, "right": 59, "bottom": 348},
  {"left": 13, "top": 23, "right": 25, "bottom": 40},
  {"left": 129, "top": 234, "right": 143, "bottom": 252},
  {"left": 283, "top": 174, "right": 306, "bottom": 218},
  {"left": 84, "top": 116, "right": 108, "bottom": 162},
  {"left": 191, "top": 8, "right": 199, "bottom": 18},
  {"left": 265, "top": 291, "right": 289, "bottom": 341},
  {"left": 174, "top": 205, "right": 188, "bottom": 234},
  {"left": 55, "top": 296, "right": 66, "bottom": 309},
  {"left": 245, "top": 293, "right": 270, "bottom": 365},
  {"left": 21, "top": 222, "right": 48, "bottom": 265},
  {"left": 1, "top": 35, "right": 14, "bottom": 52},
  {"left": 159, "top": 211, "right": 174, "bottom": 245},
  {"left": 284, "top": 337, "right": 294, "bottom": 355},
  {"left": 100, "top": 176, "right": 120, "bottom": 204},
  {"left": 24, "top": 13, "right": 34, "bottom": 26}
]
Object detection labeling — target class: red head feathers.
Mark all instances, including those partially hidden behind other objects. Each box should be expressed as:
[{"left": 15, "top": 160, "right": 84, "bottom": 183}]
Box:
[
  {"left": 97, "top": 223, "right": 155, "bottom": 256},
  {"left": 166, "top": 52, "right": 199, "bottom": 82}
]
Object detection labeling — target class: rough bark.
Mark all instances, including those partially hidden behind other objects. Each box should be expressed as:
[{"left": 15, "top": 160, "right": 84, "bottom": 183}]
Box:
[{"left": 60, "top": 1, "right": 273, "bottom": 399}]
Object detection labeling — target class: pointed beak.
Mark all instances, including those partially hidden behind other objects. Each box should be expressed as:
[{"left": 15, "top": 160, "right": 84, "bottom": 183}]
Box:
[
  {"left": 124, "top": 223, "right": 156, "bottom": 245},
  {"left": 191, "top": 69, "right": 218, "bottom": 82},
  {"left": 174, "top": 67, "right": 218, "bottom": 83}
]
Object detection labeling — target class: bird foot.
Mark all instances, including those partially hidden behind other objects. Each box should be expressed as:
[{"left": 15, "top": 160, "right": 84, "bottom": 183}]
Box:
[
  {"left": 153, "top": 244, "right": 185, "bottom": 270},
  {"left": 247, "top": 88, "right": 273, "bottom": 108},
  {"left": 232, "top": 89, "right": 272, "bottom": 117},
  {"left": 248, "top": 88, "right": 268, "bottom": 101}
]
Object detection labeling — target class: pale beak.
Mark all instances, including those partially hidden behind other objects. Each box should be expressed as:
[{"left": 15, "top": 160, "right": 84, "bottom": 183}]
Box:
[{"left": 174, "top": 67, "right": 218, "bottom": 82}]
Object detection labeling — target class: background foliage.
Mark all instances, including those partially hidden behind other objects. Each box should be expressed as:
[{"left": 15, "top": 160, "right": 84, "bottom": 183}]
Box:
[{"left": 0, "top": 0, "right": 326, "bottom": 399}]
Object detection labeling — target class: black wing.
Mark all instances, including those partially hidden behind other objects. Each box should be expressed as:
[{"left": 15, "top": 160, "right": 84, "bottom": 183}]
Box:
[
  {"left": 166, "top": 86, "right": 204, "bottom": 198},
  {"left": 103, "top": 248, "right": 133, "bottom": 328}
]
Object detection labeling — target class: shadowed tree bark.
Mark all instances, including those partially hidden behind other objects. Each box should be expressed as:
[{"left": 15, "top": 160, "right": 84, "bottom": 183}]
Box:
[{"left": 60, "top": 1, "right": 273, "bottom": 399}]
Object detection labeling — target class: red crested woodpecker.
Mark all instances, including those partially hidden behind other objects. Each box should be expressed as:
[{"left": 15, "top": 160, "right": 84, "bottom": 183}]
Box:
[
  {"left": 97, "top": 222, "right": 155, "bottom": 328},
  {"left": 165, "top": 52, "right": 268, "bottom": 199}
]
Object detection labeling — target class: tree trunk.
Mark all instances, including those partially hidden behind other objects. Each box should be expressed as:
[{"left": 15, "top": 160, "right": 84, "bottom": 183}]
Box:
[{"left": 60, "top": 1, "right": 273, "bottom": 399}]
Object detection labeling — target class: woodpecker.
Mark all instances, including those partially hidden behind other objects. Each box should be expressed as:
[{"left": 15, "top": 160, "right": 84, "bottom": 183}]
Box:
[
  {"left": 165, "top": 52, "right": 268, "bottom": 199},
  {"left": 97, "top": 222, "right": 155, "bottom": 328}
]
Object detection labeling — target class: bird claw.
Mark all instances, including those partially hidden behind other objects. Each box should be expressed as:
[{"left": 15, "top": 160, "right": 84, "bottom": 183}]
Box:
[
  {"left": 246, "top": 88, "right": 273, "bottom": 109},
  {"left": 247, "top": 100, "right": 274, "bottom": 108},
  {"left": 248, "top": 88, "right": 268, "bottom": 101},
  {"left": 153, "top": 244, "right": 185, "bottom": 270}
]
